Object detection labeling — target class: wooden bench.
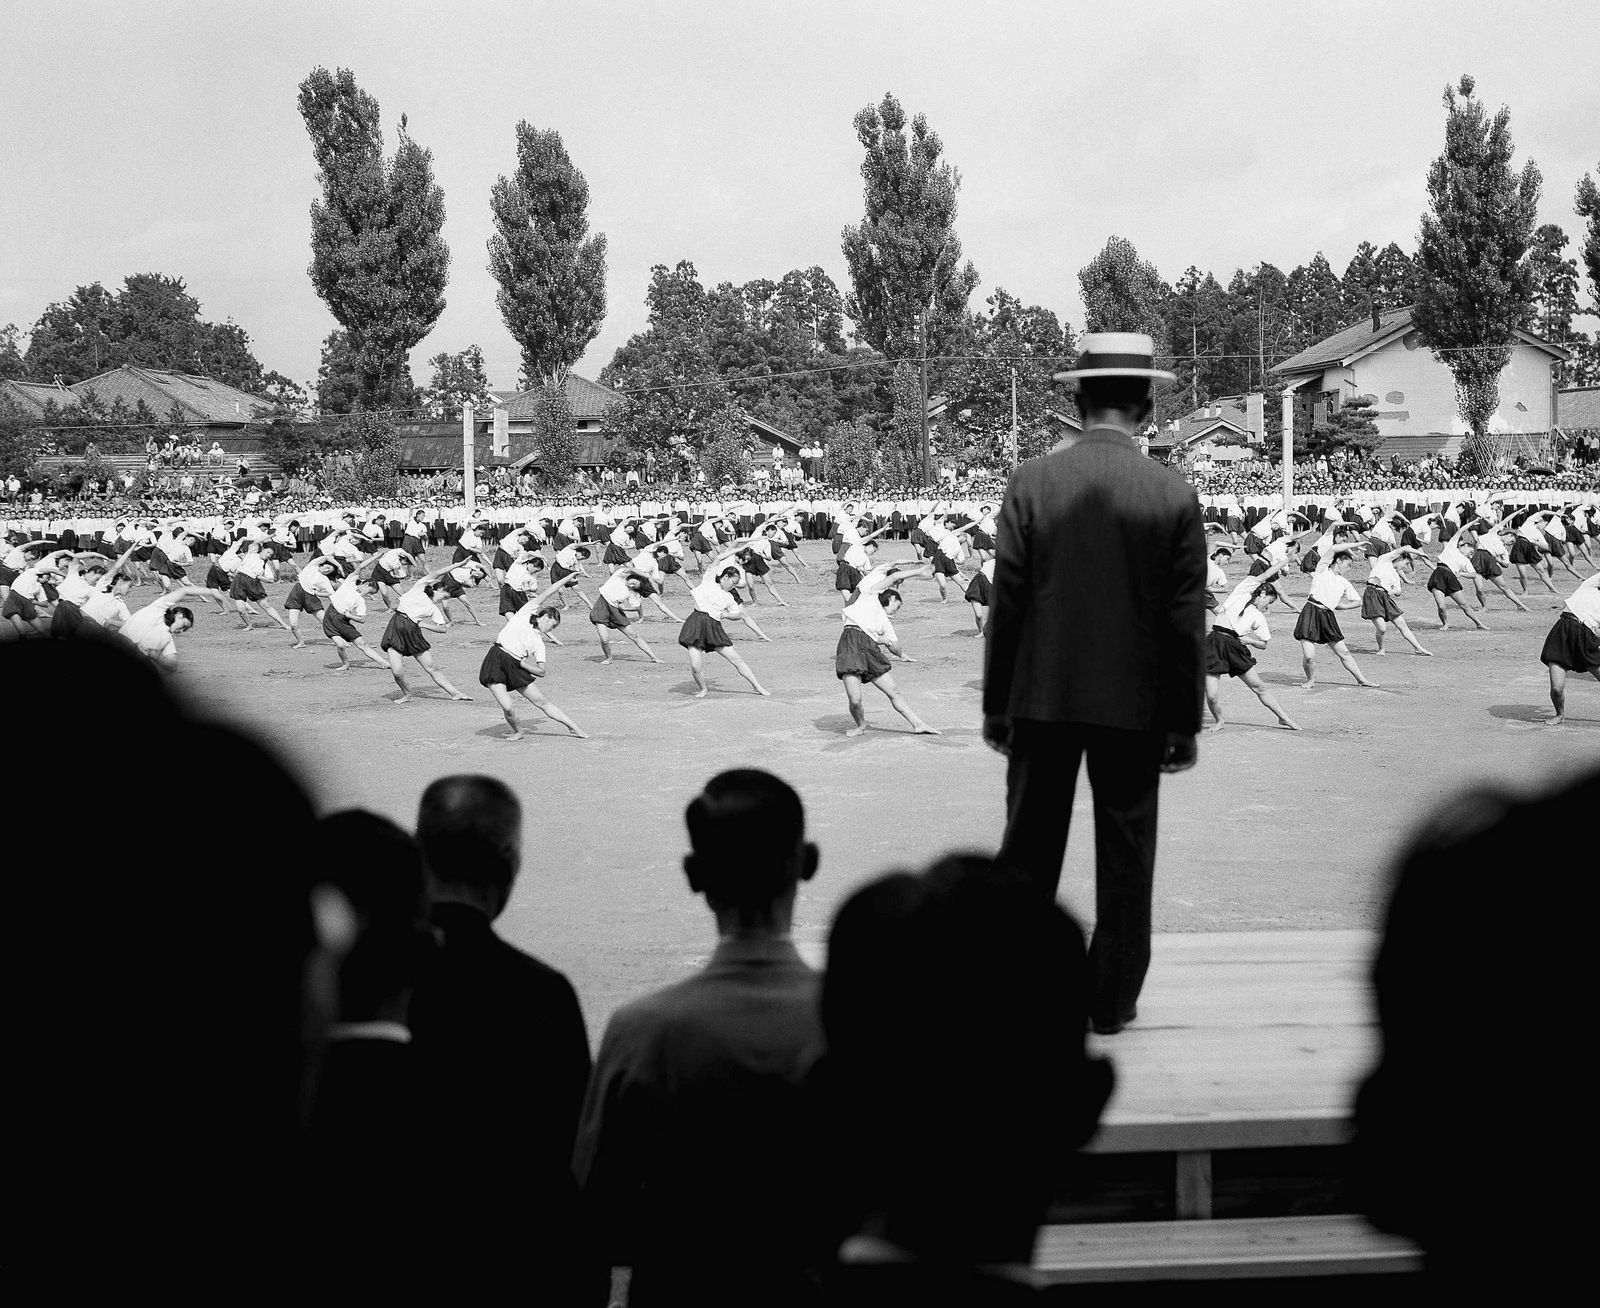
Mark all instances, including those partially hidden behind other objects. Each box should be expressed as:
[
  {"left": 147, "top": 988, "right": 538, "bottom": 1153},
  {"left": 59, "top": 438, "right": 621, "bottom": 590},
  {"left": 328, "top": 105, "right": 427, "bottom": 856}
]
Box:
[{"left": 1030, "top": 1215, "right": 1421, "bottom": 1284}]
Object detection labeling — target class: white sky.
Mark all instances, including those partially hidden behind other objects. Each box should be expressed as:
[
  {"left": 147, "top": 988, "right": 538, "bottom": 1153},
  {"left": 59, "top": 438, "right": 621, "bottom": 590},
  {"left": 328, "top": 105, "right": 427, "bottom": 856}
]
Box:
[{"left": 3, "top": 0, "right": 1596, "bottom": 393}]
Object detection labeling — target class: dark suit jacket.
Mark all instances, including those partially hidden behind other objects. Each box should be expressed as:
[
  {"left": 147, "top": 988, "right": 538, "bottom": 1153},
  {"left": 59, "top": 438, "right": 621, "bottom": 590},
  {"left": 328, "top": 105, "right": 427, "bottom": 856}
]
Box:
[
  {"left": 983, "top": 426, "right": 1206, "bottom": 734},
  {"left": 408, "top": 902, "right": 598, "bottom": 1291}
]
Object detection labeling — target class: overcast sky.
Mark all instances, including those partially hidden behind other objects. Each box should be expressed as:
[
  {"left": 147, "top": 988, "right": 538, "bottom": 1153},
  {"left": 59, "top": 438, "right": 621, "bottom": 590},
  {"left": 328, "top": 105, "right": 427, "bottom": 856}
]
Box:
[{"left": 3, "top": 0, "right": 1596, "bottom": 394}]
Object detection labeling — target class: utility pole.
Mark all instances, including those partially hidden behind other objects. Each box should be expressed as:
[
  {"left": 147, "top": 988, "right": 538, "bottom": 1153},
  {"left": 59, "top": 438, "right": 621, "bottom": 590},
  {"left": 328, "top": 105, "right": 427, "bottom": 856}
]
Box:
[
  {"left": 1191, "top": 323, "right": 1198, "bottom": 411},
  {"left": 462, "top": 401, "right": 475, "bottom": 516},
  {"left": 1010, "top": 366, "right": 1019, "bottom": 468},
  {"left": 919, "top": 308, "right": 931, "bottom": 487},
  {"left": 1281, "top": 389, "right": 1294, "bottom": 507}
]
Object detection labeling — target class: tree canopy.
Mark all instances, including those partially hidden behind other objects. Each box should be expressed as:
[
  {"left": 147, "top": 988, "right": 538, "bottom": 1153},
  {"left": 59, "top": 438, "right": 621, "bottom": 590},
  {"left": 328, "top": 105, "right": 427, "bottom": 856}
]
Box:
[
  {"left": 1411, "top": 74, "right": 1541, "bottom": 455},
  {"left": 298, "top": 66, "right": 449, "bottom": 409},
  {"left": 841, "top": 93, "right": 979, "bottom": 361},
  {"left": 15, "top": 274, "right": 267, "bottom": 389},
  {"left": 1576, "top": 160, "right": 1600, "bottom": 317},
  {"left": 421, "top": 345, "right": 493, "bottom": 420},
  {"left": 488, "top": 122, "right": 608, "bottom": 390}
]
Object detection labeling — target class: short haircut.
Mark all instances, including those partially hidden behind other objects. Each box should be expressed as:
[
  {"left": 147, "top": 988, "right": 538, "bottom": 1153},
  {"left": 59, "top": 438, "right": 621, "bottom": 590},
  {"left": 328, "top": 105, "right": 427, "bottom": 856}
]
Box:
[
  {"left": 1077, "top": 376, "right": 1152, "bottom": 414},
  {"left": 536, "top": 605, "right": 562, "bottom": 627},
  {"left": 716, "top": 565, "right": 740, "bottom": 582},
  {"left": 879, "top": 589, "right": 902, "bottom": 608},
  {"left": 684, "top": 769, "right": 805, "bottom": 909},
  {"left": 416, "top": 775, "right": 521, "bottom": 890},
  {"left": 167, "top": 606, "right": 193, "bottom": 628}
]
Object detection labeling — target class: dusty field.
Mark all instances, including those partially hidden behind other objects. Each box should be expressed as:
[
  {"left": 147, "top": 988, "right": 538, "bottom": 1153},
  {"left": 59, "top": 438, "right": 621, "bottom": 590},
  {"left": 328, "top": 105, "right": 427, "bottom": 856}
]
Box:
[{"left": 161, "top": 539, "right": 1600, "bottom": 1037}]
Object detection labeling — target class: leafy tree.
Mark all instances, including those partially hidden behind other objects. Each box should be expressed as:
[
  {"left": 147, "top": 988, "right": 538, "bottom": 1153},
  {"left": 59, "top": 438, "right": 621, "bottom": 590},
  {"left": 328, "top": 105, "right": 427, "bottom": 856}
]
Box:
[
  {"left": 315, "top": 330, "right": 363, "bottom": 415},
  {"left": 824, "top": 419, "right": 877, "bottom": 486},
  {"left": 422, "top": 345, "right": 492, "bottom": 419},
  {"left": 488, "top": 122, "right": 607, "bottom": 389},
  {"left": 1374, "top": 243, "right": 1422, "bottom": 307},
  {"left": 1527, "top": 223, "right": 1584, "bottom": 384},
  {"left": 258, "top": 371, "right": 310, "bottom": 419},
  {"left": 529, "top": 384, "right": 578, "bottom": 484},
  {"left": 1412, "top": 74, "right": 1541, "bottom": 469},
  {"left": 885, "top": 362, "right": 924, "bottom": 482},
  {"left": 0, "top": 393, "right": 38, "bottom": 476},
  {"left": 1079, "top": 236, "right": 1168, "bottom": 343},
  {"left": 841, "top": 93, "right": 979, "bottom": 361},
  {"left": 0, "top": 325, "right": 25, "bottom": 379},
  {"left": 1576, "top": 160, "right": 1600, "bottom": 315},
  {"left": 21, "top": 283, "right": 118, "bottom": 382},
  {"left": 698, "top": 409, "right": 753, "bottom": 485},
  {"left": 1342, "top": 242, "right": 1382, "bottom": 324},
  {"left": 298, "top": 66, "right": 448, "bottom": 409},
  {"left": 1305, "top": 393, "right": 1381, "bottom": 459},
  {"left": 1285, "top": 253, "right": 1345, "bottom": 346}
]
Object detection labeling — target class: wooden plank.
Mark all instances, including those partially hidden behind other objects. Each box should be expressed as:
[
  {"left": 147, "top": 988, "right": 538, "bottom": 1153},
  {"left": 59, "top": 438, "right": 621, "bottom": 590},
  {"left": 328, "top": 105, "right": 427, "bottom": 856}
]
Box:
[
  {"left": 1030, "top": 1215, "right": 1423, "bottom": 1283},
  {"left": 1088, "top": 1111, "right": 1353, "bottom": 1155}
]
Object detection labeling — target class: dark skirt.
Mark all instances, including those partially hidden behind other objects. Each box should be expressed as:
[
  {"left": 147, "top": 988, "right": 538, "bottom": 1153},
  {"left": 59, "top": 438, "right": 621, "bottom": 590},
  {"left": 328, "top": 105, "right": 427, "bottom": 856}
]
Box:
[
  {"left": 1204, "top": 590, "right": 1220, "bottom": 612},
  {"left": 835, "top": 625, "right": 892, "bottom": 683},
  {"left": 402, "top": 534, "right": 427, "bottom": 556},
  {"left": 1472, "top": 549, "right": 1503, "bottom": 579},
  {"left": 1426, "top": 564, "right": 1462, "bottom": 596},
  {"left": 1247, "top": 556, "right": 1270, "bottom": 577},
  {"left": 1540, "top": 611, "right": 1600, "bottom": 673},
  {"left": 1204, "top": 626, "right": 1257, "bottom": 677},
  {"left": 1542, "top": 531, "right": 1567, "bottom": 559},
  {"left": 230, "top": 573, "right": 267, "bottom": 602},
  {"left": 371, "top": 565, "right": 400, "bottom": 588},
  {"left": 678, "top": 609, "right": 732, "bottom": 651},
  {"left": 1361, "top": 585, "right": 1402, "bottom": 622},
  {"left": 1509, "top": 538, "right": 1542, "bottom": 565},
  {"left": 452, "top": 544, "right": 477, "bottom": 563},
  {"left": 908, "top": 528, "right": 931, "bottom": 551},
  {"left": 602, "top": 542, "right": 631, "bottom": 565},
  {"left": 1299, "top": 548, "right": 1320, "bottom": 573},
  {"left": 436, "top": 575, "right": 465, "bottom": 598},
  {"left": 835, "top": 563, "right": 863, "bottom": 594},
  {"left": 479, "top": 643, "right": 534, "bottom": 690},
  {"left": 965, "top": 572, "right": 992, "bottom": 606},
  {"left": 0, "top": 563, "right": 17, "bottom": 587},
  {"left": 742, "top": 553, "right": 771, "bottom": 577},
  {"left": 322, "top": 608, "right": 362, "bottom": 643},
  {"left": 589, "top": 595, "right": 635, "bottom": 629},
  {"left": 1365, "top": 537, "right": 1392, "bottom": 555},
  {"left": 552, "top": 562, "right": 575, "bottom": 581},
  {"left": 380, "top": 611, "right": 430, "bottom": 657},
  {"left": 51, "top": 600, "right": 86, "bottom": 638},
  {"left": 149, "top": 547, "right": 186, "bottom": 581},
  {"left": 205, "top": 564, "right": 232, "bottom": 592},
  {"left": 1293, "top": 601, "right": 1344, "bottom": 646},
  {"left": 500, "top": 584, "right": 526, "bottom": 616},
  {"left": 2, "top": 590, "right": 38, "bottom": 623},
  {"left": 932, "top": 551, "right": 960, "bottom": 577},
  {"left": 973, "top": 530, "right": 995, "bottom": 552},
  {"left": 284, "top": 583, "right": 323, "bottom": 614}
]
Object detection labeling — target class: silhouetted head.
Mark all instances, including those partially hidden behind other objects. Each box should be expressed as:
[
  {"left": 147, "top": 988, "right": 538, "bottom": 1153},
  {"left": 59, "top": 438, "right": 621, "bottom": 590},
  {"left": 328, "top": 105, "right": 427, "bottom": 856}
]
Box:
[
  {"left": 415, "top": 775, "right": 522, "bottom": 918},
  {"left": 819, "top": 855, "right": 1112, "bottom": 1265},
  {"left": 683, "top": 769, "right": 818, "bottom": 931}
]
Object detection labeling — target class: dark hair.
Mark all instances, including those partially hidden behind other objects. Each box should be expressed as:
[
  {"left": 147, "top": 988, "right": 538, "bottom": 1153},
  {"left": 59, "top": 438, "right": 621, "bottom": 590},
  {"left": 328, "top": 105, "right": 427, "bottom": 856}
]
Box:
[
  {"left": 879, "top": 588, "right": 902, "bottom": 608},
  {"left": 314, "top": 810, "right": 427, "bottom": 1018},
  {"left": 535, "top": 605, "right": 562, "bottom": 627},
  {"left": 166, "top": 606, "right": 193, "bottom": 628},
  {"left": 716, "top": 565, "right": 740, "bottom": 582},
  {"left": 1077, "top": 376, "right": 1152, "bottom": 415},
  {"left": 416, "top": 775, "right": 521, "bottom": 891},
  {"left": 684, "top": 769, "right": 806, "bottom": 909}
]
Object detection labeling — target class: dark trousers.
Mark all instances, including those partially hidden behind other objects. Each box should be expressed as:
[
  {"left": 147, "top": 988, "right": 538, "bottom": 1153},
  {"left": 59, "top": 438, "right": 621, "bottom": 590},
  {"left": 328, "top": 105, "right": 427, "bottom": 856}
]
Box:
[{"left": 999, "top": 719, "right": 1163, "bottom": 1026}]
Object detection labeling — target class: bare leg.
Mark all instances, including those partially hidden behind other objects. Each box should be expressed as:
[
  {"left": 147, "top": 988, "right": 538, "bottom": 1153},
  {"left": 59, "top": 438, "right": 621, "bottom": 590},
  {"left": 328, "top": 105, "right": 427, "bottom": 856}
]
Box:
[
  {"left": 1331, "top": 639, "right": 1376, "bottom": 686},
  {"left": 1547, "top": 663, "right": 1567, "bottom": 725},
  {"left": 259, "top": 601, "right": 294, "bottom": 635},
  {"left": 1299, "top": 640, "right": 1317, "bottom": 687},
  {"left": 622, "top": 627, "right": 662, "bottom": 663},
  {"left": 489, "top": 682, "right": 524, "bottom": 739},
  {"left": 521, "top": 685, "right": 586, "bottom": 737},
  {"left": 720, "top": 647, "right": 770, "bottom": 695},
  {"left": 1240, "top": 668, "right": 1301, "bottom": 729},
  {"left": 843, "top": 675, "right": 868, "bottom": 735},
  {"left": 416, "top": 650, "right": 471, "bottom": 700},
  {"left": 1490, "top": 576, "right": 1529, "bottom": 611},
  {"left": 1451, "top": 593, "right": 1487, "bottom": 629},
  {"left": 969, "top": 602, "right": 986, "bottom": 635},
  {"left": 1392, "top": 616, "right": 1431, "bottom": 655},
  {"left": 1431, "top": 589, "right": 1451, "bottom": 629},
  {"left": 875, "top": 671, "right": 937, "bottom": 734},
  {"left": 761, "top": 578, "right": 788, "bottom": 606},
  {"left": 1371, "top": 617, "right": 1388, "bottom": 654},
  {"left": 352, "top": 636, "right": 391, "bottom": 669},
  {"left": 688, "top": 646, "right": 709, "bottom": 697},
  {"left": 1205, "top": 674, "right": 1225, "bottom": 730},
  {"left": 593, "top": 625, "right": 614, "bottom": 663},
  {"left": 387, "top": 649, "right": 414, "bottom": 702}
]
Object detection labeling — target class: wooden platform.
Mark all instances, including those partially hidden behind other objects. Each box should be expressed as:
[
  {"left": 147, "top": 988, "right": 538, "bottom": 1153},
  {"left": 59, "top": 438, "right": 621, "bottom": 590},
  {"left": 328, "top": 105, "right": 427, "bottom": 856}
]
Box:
[{"left": 1031, "top": 1214, "right": 1420, "bottom": 1283}]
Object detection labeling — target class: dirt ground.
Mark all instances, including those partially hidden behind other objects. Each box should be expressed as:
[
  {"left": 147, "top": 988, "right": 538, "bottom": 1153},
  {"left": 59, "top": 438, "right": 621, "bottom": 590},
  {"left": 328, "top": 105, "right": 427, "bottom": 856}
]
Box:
[{"left": 160, "top": 538, "right": 1600, "bottom": 1038}]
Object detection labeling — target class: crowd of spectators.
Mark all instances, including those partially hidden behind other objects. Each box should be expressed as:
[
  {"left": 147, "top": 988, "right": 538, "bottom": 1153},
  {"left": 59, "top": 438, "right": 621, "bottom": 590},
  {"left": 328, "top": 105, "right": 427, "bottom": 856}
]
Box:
[{"left": 8, "top": 634, "right": 1584, "bottom": 1297}]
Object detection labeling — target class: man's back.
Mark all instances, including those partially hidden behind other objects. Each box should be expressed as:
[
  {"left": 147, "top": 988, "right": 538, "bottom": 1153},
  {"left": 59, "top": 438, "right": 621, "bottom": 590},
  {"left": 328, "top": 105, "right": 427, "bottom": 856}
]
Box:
[
  {"left": 575, "top": 938, "right": 824, "bottom": 1305},
  {"left": 408, "top": 902, "right": 593, "bottom": 1279},
  {"left": 984, "top": 427, "right": 1206, "bottom": 734}
]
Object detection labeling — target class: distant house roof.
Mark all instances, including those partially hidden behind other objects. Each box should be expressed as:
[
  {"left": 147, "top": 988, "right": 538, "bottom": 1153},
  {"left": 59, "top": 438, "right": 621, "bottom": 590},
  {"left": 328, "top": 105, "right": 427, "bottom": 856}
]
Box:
[
  {"left": 1557, "top": 386, "right": 1600, "bottom": 429},
  {"left": 1149, "top": 401, "right": 1252, "bottom": 451},
  {"left": 0, "top": 378, "right": 78, "bottom": 419},
  {"left": 1046, "top": 408, "right": 1082, "bottom": 432},
  {"left": 495, "top": 372, "right": 626, "bottom": 422},
  {"left": 1273, "top": 307, "right": 1568, "bottom": 376},
  {"left": 68, "top": 366, "right": 275, "bottom": 425}
]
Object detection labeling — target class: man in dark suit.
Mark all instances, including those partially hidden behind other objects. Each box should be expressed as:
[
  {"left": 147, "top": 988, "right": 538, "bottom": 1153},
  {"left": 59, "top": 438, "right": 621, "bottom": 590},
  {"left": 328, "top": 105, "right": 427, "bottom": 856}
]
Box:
[
  {"left": 983, "top": 333, "right": 1206, "bottom": 1034},
  {"left": 407, "top": 774, "right": 602, "bottom": 1296}
]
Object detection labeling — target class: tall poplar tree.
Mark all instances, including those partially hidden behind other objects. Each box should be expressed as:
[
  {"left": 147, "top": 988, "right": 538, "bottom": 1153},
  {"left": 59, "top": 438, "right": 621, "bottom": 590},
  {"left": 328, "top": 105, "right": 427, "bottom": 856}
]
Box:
[
  {"left": 1412, "top": 75, "right": 1541, "bottom": 469},
  {"left": 298, "top": 67, "right": 449, "bottom": 410},
  {"left": 841, "top": 93, "right": 979, "bottom": 361},
  {"left": 1577, "top": 160, "right": 1600, "bottom": 316},
  {"left": 488, "top": 122, "right": 608, "bottom": 389}
]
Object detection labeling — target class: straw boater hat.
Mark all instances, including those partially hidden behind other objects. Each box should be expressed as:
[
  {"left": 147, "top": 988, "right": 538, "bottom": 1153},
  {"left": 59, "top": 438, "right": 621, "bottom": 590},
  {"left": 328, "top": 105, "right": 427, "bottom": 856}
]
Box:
[{"left": 1054, "top": 332, "right": 1176, "bottom": 383}]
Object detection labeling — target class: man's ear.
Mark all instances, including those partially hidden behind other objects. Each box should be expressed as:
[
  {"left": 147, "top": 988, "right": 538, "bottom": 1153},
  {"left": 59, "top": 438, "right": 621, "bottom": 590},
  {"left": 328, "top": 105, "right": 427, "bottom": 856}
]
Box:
[
  {"left": 799, "top": 842, "right": 820, "bottom": 884},
  {"left": 683, "top": 853, "right": 704, "bottom": 895}
]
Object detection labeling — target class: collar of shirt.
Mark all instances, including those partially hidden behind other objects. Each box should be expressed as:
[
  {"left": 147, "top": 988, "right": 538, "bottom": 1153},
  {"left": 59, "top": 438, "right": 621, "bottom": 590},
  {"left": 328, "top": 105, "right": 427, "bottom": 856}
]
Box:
[
  {"left": 706, "top": 936, "right": 808, "bottom": 972},
  {"left": 326, "top": 1020, "right": 411, "bottom": 1043}
]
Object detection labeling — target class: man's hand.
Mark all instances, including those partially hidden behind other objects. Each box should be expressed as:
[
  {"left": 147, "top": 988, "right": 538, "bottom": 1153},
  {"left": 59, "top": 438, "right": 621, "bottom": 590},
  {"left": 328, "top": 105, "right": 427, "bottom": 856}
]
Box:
[
  {"left": 1161, "top": 732, "right": 1198, "bottom": 774},
  {"left": 982, "top": 714, "right": 1012, "bottom": 756}
]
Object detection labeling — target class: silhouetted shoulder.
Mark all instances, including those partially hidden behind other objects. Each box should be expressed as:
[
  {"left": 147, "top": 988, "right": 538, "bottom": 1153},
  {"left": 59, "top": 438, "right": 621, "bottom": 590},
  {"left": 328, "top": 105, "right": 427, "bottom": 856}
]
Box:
[{"left": 487, "top": 933, "right": 582, "bottom": 1003}]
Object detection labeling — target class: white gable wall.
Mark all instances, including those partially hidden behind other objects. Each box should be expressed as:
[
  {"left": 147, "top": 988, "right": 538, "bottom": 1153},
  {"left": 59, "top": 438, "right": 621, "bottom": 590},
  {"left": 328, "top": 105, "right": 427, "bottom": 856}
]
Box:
[{"left": 1312, "top": 334, "right": 1554, "bottom": 435}]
